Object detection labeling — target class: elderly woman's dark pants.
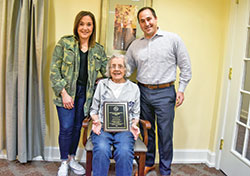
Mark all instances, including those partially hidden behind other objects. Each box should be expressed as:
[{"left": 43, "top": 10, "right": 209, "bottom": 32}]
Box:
[
  {"left": 139, "top": 84, "right": 176, "bottom": 176},
  {"left": 56, "top": 85, "right": 86, "bottom": 160}
]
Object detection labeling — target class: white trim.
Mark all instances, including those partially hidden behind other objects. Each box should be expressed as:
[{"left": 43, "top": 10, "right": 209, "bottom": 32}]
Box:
[
  {"left": 0, "top": 148, "right": 216, "bottom": 168},
  {"left": 215, "top": 0, "right": 236, "bottom": 170},
  {"left": 173, "top": 149, "right": 216, "bottom": 167},
  {"left": 43, "top": 147, "right": 87, "bottom": 162},
  {"left": 0, "top": 150, "right": 6, "bottom": 159},
  {"left": 0, "top": 147, "right": 87, "bottom": 162}
]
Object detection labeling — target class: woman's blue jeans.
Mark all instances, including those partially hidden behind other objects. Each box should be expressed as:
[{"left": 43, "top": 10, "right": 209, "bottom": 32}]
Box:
[
  {"left": 56, "top": 85, "right": 86, "bottom": 160},
  {"left": 91, "top": 129, "right": 135, "bottom": 176}
]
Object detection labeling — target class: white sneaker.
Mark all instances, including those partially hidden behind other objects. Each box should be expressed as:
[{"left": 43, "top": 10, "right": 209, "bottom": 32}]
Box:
[
  {"left": 57, "top": 161, "right": 69, "bottom": 176},
  {"left": 69, "top": 158, "right": 85, "bottom": 175}
]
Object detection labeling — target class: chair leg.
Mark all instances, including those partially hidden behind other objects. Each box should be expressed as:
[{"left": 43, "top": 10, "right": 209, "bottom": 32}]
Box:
[
  {"left": 86, "top": 151, "right": 93, "bottom": 176},
  {"left": 138, "top": 153, "right": 146, "bottom": 176}
]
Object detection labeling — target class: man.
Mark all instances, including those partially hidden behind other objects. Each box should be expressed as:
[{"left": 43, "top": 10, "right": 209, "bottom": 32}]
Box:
[{"left": 126, "top": 7, "right": 192, "bottom": 176}]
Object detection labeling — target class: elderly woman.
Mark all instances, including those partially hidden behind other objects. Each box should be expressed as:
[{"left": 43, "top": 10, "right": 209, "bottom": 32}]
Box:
[{"left": 90, "top": 54, "right": 140, "bottom": 176}]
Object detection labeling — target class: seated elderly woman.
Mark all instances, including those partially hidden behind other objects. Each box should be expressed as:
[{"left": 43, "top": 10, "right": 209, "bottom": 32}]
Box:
[{"left": 89, "top": 54, "right": 140, "bottom": 176}]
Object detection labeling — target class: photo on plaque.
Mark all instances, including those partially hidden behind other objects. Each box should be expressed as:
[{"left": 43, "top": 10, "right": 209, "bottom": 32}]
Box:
[{"left": 103, "top": 101, "right": 129, "bottom": 132}]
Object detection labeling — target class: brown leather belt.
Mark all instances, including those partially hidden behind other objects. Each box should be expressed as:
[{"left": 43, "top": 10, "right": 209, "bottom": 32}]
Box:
[{"left": 139, "top": 82, "right": 174, "bottom": 89}]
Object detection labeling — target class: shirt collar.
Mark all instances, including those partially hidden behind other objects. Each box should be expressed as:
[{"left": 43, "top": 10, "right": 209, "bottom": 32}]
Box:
[{"left": 140, "top": 28, "right": 164, "bottom": 40}]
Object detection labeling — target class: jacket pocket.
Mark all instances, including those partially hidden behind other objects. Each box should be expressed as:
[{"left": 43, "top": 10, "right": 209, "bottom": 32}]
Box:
[
  {"left": 61, "top": 50, "right": 75, "bottom": 77},
  {"left": 63, "top": 49, "right": 75, "bottom": 64}
]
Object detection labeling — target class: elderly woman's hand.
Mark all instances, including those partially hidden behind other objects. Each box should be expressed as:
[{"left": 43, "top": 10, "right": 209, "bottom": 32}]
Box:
[
  {"left": 91, "top": 115, "right": 101, "bottom": 135},
  {"left": 130, "top": 120, "right": 140, "bottom": 140}
]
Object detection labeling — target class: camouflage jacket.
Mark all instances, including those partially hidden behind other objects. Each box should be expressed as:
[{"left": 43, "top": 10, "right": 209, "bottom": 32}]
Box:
[{"left": 50, "top": 35, "right": 107, "bottom": 116}]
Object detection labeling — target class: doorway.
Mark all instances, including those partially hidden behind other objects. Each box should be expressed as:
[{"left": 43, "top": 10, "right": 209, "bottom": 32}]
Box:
[{"left": 219, "top": 0, "right": 250, "bottom": 175}]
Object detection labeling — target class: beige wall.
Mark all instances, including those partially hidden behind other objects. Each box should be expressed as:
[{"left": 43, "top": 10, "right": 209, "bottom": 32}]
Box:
[
  {"left": 44, "top": 0, "right": 231, "bottom": 153},
  {"left": 152, "top": 0, "right": 230, "bottom": 151}
]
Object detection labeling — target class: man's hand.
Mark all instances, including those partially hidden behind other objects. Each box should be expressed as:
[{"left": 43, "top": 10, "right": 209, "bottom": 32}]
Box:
[
  {"left": 61, "top": 88, "right": 74, "bottom": 109},
  {"left": 130, "top": 120, "right": 140, "bottom": 140},
  {"left": 176, "top": 91, "right": 184, "bottom": 107}
]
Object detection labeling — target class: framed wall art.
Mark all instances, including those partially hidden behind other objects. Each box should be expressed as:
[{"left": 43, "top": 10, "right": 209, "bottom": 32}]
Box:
[{"left": 100, "top": 0, "right": 153, "bottom": 56}]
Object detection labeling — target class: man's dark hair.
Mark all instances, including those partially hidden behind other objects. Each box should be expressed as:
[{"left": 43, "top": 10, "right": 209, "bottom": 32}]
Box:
[{"left": 137, "top": 7, "right": 157, "bottom": 21}]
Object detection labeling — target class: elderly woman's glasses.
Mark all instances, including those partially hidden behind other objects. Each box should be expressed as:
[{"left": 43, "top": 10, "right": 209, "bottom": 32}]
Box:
[{"left": 110, "top": 64, "right": 125, "bottom": 69}]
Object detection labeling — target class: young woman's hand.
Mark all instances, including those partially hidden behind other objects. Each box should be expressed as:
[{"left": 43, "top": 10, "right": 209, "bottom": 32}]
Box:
[{"left": 61, "top": 88, "right": 74, "bottom": 109}]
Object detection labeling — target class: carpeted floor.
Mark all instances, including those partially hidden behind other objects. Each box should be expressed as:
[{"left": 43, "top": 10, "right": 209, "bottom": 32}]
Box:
[{"left": 0, "top": 159, "right": 226, "bottom": 176}]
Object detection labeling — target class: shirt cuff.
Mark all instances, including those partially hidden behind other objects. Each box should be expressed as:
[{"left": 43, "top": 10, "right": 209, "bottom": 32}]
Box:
[{"left": 178, "top": 83, "right": 186, "bottom": 93}]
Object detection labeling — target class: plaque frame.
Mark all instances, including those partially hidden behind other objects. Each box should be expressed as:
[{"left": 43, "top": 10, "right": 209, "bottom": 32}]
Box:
[{"left": 103, "top": 101, "right": 129, "bottom": 132}]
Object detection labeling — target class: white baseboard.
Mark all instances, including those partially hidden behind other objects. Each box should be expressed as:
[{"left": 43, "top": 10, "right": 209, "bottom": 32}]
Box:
[
  {"left": 42, "top": 147, "right": 87, "bottom": 162},
  {"left": 173, "top": 149, "right": 216, "bottom": 167},
  {"left": 0, "top": 148, "right": 86, "bottom": 162},
  {"left": 0, "top": 150, "right": 7, "bottom": 159},
  {"left": 0, "top": 148, "right": 216, "bottom": 168}
]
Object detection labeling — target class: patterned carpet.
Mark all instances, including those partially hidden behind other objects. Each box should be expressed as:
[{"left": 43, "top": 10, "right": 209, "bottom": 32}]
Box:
[{"left": 0, "top": 159, "right": 226, "bottom": 176}]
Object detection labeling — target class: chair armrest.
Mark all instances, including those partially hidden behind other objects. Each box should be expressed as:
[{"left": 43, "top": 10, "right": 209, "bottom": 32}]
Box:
[
  {"left": 139, "top": 119, "right": 151, "bottom": 146},
  {"left": 82, "top": 117, "right": 91, "bottom": 146}
]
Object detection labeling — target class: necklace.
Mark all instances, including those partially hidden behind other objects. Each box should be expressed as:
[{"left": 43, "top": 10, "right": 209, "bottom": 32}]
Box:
[{"left": 81, "top": 45, "right": 88, "bottom": 52}]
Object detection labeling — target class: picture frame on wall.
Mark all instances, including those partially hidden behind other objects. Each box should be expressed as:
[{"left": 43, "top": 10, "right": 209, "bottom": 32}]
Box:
[{"left": 99, "top": 0, "right": 153, "bottom": 56}]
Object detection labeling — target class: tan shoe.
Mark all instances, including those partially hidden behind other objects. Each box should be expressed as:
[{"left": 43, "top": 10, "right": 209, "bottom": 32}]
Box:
[
  {"left": 134, "top": 165, "right": 156, "bottom": 176},
  {"left": 144, "top": 165, "right": 156, "bottom": 175}
]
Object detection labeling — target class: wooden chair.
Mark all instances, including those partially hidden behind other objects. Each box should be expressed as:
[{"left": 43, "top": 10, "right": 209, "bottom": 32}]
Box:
[{"left": 82, "top": 117, "right": 151, "bottom": 176}]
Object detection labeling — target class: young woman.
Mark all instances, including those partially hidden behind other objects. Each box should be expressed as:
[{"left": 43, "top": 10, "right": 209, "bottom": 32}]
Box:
[{"left": 50, "top": 11, "right": 107, "bottom": 176}]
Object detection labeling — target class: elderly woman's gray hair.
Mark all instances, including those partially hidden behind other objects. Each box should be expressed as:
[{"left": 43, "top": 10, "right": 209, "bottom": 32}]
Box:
[{"left": 105, "top": 54, "right": 131, "bottom": 78}]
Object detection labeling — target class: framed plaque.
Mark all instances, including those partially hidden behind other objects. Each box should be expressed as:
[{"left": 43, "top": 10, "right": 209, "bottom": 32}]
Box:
[{"left": 103, "top": 101, "right": 129, "bottom": 132}]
